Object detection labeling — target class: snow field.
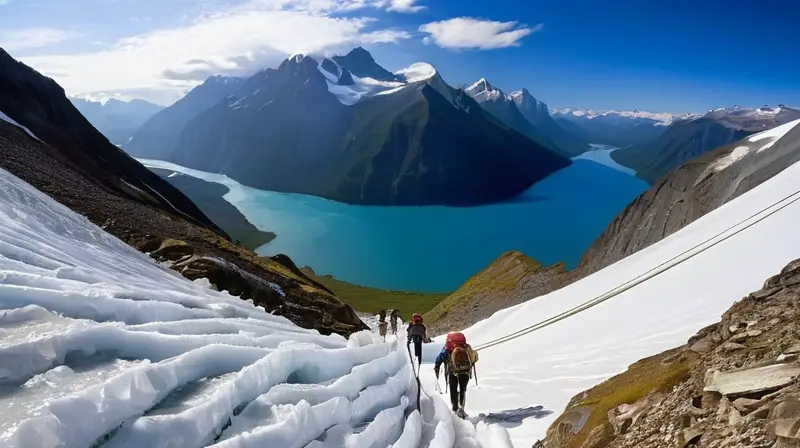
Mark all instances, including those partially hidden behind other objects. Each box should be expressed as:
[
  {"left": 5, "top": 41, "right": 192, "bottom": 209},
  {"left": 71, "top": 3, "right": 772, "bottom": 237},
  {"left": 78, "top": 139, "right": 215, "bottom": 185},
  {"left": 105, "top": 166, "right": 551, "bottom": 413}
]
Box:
[
  {"left": 0, "top": 166, "right": 516, "bottom": 447},
  {"left": 415, "top": 131, "right": 800, "bottom": 446}
]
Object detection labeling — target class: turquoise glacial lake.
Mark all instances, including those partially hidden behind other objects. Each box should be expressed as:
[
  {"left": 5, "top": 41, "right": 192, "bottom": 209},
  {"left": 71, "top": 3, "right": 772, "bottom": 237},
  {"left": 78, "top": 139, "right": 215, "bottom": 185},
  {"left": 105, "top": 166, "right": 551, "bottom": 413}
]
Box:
[{"left": 140, "top": 157, "right": 647, "bottom": 293}]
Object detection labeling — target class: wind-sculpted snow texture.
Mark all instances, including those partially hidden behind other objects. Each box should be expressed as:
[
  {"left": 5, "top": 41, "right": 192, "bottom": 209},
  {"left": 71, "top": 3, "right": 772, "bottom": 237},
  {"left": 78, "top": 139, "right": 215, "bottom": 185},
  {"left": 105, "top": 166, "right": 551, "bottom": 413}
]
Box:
[{"left": 0, "top": 167, "right": 512, "bottom": 447}]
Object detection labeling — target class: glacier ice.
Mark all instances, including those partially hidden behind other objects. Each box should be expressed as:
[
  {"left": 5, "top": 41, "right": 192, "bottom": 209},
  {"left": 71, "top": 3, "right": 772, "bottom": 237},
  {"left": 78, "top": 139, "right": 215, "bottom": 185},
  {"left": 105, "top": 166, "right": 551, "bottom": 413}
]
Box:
[{"left": 0, "top": 166, "right": 512, "bottom": 447}]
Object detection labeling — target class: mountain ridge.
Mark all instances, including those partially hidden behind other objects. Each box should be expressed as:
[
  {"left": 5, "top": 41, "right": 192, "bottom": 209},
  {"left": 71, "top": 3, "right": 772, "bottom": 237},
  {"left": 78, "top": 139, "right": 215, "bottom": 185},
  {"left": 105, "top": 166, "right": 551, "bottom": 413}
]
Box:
[
  {"left": 148, "top": 49, "right": 572, "bottom": 206},
  {"left": 612, "top": 105, "right": 800, "bottom": 183}
]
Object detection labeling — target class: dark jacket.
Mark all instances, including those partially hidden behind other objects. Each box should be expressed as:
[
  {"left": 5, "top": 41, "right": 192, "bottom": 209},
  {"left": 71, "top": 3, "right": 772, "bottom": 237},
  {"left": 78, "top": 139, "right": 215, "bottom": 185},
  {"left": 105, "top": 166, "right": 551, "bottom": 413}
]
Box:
[{"left": 407, "top": 322, "right": 427, "bottom": 340}]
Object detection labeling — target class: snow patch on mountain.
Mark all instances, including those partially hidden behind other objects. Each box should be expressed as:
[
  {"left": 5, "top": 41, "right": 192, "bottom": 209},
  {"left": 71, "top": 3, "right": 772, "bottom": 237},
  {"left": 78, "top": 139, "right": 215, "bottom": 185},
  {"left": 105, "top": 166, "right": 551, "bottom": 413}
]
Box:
[
  {"left": 464, "top": 78, "right": 504, "bottom": 102},
  {"left": 708, "top": 119, "right": 800, "bottom": 172},
  {"left": 551, "top": 107, "right": 679, "bottom": 125},
  {"left": 319, "top": 58, "right": 437, "bottom": 105},
  {"left": 0, "top": 110, "right": 42, "bottom": 142},
  {"left": 395, "top": 62, "right": 437, "bottom": 84}
]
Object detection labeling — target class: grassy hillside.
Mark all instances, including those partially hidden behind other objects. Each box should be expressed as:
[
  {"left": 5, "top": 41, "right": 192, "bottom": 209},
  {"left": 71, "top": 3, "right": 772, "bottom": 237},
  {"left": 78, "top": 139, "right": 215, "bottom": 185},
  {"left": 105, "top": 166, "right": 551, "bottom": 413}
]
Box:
[
  {"left": 424, "top": 251, "right": 576, "bottom": 336},
  {"left": 301, "top": 267, "right": 449, "bottom": 319}
]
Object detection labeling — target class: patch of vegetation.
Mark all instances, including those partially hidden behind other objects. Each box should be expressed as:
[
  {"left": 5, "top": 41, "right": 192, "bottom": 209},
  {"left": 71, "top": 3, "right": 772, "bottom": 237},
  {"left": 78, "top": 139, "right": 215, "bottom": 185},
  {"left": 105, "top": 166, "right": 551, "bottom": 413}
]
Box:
[
  {"left": 553, "top": 347, "right": 698, "bottom": 448},
  {"left": 424, "top": 251, "right": 545, "bottom": 324},
  {"left": 301, "top": 268, "right": 449, "bottom": 319}
]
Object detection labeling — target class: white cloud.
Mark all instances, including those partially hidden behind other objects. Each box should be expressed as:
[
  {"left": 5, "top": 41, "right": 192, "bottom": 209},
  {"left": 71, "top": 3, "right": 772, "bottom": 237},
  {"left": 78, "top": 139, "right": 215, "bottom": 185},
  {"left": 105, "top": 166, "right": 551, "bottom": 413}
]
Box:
[
  {"left": 419, "top": 18, "right": 541, "bottom": 50},
  {"left": 18, "top": 0, "right": 411, "bottom": 105},
  {"left": 1, "top": 28, "right": 76, "bottom": 51},
  {"left": 386, "top": 0, "right": 426, "bottom": 13}
]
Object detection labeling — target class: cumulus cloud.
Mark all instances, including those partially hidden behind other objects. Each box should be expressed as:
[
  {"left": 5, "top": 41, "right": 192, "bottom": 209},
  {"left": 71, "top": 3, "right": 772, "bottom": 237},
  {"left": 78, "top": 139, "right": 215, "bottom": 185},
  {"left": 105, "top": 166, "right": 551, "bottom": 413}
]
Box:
[
  {"left": 419, "top": 18, "right": 541, "bottom": 50},
  {"left": 18, "top": 0, "right": 411, "bottom": 105},
  {"left": 1, "top": 28, "right": 76, "bottom": 51},
  {"left": 386, "top": 0, "right": 426, "bottom": 13}
]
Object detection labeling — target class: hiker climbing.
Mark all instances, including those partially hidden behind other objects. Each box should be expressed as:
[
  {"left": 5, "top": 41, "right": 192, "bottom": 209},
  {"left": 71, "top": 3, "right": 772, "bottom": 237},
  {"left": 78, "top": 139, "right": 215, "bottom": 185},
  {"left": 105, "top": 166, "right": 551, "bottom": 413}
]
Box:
[
  {"left": 406, "top": 313, "right": 427, "bottom": 366},
  {"left": 378, "top": 309, "right": 388, "bottom": 341},
  {"left": 434, "top": 331, "right": 478, "bottom": 419},
  {"left": 390, "top": 309, "right": 399, "bottom": 335}
]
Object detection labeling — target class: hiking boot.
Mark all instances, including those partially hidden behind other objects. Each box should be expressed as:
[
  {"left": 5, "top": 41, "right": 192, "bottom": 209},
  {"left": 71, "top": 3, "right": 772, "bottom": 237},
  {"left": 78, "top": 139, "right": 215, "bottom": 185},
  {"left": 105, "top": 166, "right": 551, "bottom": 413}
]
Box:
[{"left": 452, "top": 404, "right": 459, "bottom": 412}]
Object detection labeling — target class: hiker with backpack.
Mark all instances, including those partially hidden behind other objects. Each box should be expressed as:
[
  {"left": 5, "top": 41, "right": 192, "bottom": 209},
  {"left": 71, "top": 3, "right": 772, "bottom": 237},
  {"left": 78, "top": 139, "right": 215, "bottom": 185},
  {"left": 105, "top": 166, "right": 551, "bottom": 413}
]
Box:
[
  {"left": 406, "top": 313, "right": 427, "bottom": 367},
  {"left": 378, "top": 309, "right": 388, "bottom": 341},
  {"left": 434, "top": 331, "right": 479, "bottom": 418},
  {"left": 390, "top": 309, "right": 399, "bottom": 335}
]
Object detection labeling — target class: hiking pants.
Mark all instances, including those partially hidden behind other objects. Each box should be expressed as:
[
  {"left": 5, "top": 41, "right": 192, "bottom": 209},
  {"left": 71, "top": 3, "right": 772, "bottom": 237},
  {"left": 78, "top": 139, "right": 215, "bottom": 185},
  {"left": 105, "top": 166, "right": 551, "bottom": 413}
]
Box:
[
  {"left": 410, "top": 335, "right": 422, "bottom": 363},
  {"left": 448, "top": 373, "right": 470, "bottom": 411}
]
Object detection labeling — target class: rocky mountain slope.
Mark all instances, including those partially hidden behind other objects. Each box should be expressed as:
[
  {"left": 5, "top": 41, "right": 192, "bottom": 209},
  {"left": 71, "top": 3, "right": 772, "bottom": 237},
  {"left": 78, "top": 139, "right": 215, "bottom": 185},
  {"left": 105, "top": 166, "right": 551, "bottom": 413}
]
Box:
[
  {"left": 551, "top": 108, "right": 678, "bottom": 147},
  {"left": 70, "top": 97, "right": 163, "bottom": 145},
  {"left": 612, "top": 105, "right": 800, "bottom": 183},
  {"left": 149, "top": 167, "right": 276, "bottom": 251},
  {"left": 463, "top": 78, "right": 567, "bottom": 157},
  {"left": 538, "top": 257, "right": 800, "bottom": 448},
  {"left": 426, "top": 118, "right": 800, "bottom": 335},
  {"left": 0, "top": 48, "right": 366, "bottom": 336},
  {"left": 167, "top": 49, "right": 570, "bottom": 206},
  {"left": 123, "top": 75, "right": 245, "bottom": 159},
  {"left": 511, "top": 89, "right": 590, "bottom": 156}
]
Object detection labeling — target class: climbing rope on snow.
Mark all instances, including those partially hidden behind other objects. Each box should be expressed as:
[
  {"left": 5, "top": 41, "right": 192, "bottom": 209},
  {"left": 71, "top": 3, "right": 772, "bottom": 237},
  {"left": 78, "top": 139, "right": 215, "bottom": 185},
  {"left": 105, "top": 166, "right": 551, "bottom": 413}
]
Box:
[
  {"left": 406, "top": 342, "right": 422, "bottom": 412},
  {"left": 472, "top": 185, "right": 800, "bottom": 352}
]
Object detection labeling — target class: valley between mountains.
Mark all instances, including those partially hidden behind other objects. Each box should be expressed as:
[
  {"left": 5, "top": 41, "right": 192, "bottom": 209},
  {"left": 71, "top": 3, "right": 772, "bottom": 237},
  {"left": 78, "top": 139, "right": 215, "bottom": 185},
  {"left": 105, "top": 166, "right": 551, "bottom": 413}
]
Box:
[{"left": 3, "top": 36, "right": 800, "bottom": 448}]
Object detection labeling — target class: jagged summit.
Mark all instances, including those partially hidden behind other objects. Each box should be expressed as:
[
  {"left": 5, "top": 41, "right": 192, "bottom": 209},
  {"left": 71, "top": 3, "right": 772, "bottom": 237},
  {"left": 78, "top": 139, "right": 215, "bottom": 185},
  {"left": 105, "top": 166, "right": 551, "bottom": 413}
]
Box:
[
  {"left": 464, "top": 77, "right": 504, "bottom": 102},
  {"left": 332, "top": 47, "right": 400, "bottom": 83}
]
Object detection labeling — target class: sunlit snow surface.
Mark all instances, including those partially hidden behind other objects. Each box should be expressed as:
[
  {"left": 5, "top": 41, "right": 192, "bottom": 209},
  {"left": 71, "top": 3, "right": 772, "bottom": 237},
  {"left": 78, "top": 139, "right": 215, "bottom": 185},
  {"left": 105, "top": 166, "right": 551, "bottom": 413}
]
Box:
[
  {"left": 0, "top": 168, "right": 512, "bottom": 447},
  {"left": 416, "top": 136, "right": 800, "bottom": 445}
]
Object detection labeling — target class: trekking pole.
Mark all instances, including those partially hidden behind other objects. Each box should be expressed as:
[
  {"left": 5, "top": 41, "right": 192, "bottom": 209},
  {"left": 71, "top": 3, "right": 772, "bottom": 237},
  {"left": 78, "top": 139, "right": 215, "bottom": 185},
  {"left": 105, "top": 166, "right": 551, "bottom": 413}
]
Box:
[{"left": 473, "top": 365, "right": 478, "bottom": 386}]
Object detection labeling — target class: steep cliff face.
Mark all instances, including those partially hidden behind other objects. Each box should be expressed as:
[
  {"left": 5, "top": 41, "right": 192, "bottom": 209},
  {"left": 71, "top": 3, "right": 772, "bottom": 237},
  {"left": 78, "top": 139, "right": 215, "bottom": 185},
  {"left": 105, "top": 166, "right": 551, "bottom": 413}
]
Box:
[{"left": 0, "top": 48, "right": 220, "bottom": 233}]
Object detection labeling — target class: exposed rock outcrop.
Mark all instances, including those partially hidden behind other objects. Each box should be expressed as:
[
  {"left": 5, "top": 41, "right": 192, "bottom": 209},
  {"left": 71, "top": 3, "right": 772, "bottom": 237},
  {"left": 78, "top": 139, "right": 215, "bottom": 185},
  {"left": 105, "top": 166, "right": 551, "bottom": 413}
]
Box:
[{"left": 537, "top": 257, "right": 800, "bottom": 448}]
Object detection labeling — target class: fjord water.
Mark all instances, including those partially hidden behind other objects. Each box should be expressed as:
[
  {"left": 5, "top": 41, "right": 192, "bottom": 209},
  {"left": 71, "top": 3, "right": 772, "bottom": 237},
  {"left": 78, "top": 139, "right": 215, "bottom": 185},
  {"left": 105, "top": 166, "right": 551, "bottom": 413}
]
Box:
[{"left": 140, "top": 158, "right": 647, "bottom": 292}]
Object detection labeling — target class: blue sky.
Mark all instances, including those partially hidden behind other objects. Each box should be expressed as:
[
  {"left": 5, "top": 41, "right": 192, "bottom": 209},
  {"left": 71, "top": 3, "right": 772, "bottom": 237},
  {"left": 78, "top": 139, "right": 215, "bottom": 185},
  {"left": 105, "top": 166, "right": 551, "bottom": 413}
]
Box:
[{"left": 1, "top": 0, "right": 797, "bottom": 112}]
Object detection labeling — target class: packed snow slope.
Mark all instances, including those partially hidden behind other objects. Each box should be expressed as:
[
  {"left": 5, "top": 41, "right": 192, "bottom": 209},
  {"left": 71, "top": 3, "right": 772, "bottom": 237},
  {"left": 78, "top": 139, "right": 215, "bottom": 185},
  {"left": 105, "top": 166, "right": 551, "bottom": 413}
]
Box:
[
  {"left": 418, "top": 137, "right": 800, "bottom": 446},
  {"left": 0, "top": 167, "right": 513, "bottom": 447}
]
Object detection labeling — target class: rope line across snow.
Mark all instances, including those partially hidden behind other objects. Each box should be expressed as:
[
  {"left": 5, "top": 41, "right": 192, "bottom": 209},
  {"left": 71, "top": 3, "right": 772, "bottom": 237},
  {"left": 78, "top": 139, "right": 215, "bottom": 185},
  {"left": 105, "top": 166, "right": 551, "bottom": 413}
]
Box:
[{"left": 473, "top": 186, "right": 800, "bottom": 352}]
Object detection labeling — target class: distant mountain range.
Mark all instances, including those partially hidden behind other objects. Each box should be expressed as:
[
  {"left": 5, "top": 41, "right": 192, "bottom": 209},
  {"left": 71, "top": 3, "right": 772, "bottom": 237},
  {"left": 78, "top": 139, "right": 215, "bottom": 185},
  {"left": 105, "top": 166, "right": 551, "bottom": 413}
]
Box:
[
  {"left": 78, "top": 45, "right": 798, "bottom": 204},
  {"left": 550, "top": 108, "right": 685, "bottom": 148},
  {"left": 126, "top": 48, "right": 572, "bottom": 206},
  {"left": 612, "top": 105, "right": 800, "bottom": 182},
  {"left": 463, "top": 79, "right": 589, "bottom": 157},
  {"left": 70, "top": 98, "right": 163, "bottom": 145}
]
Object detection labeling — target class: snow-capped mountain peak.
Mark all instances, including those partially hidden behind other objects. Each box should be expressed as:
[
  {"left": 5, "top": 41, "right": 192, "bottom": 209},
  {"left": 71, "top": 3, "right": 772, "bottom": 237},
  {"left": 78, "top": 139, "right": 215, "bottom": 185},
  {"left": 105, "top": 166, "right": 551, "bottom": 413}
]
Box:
[
  {"left": 700, "top": 105, "right": 800, "bottom": 131},
  {"left": 317, "top": 54, "right": 443, "bottom": 106},
  {"left": 550, "top": 107, "right": 679, "bottom": 125},
  {"left": 464, "top": 77, "right": 504, "bottom": 102}
]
